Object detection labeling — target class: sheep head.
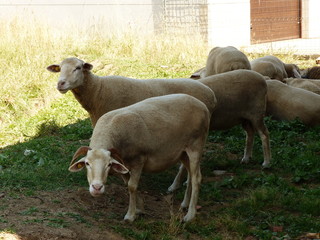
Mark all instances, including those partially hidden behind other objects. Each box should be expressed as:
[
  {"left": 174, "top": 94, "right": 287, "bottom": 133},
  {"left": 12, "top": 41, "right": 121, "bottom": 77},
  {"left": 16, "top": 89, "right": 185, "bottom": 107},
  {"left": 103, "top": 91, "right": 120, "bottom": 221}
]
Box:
[
  {"left": 284, "top": 64, "right": 301, "bottom": 78},
  {"left": 69, "top": 147, "right": 129, "bottom": 197},
  {"left": 47, "top": 57, "right": 93, "bottom": 94}
]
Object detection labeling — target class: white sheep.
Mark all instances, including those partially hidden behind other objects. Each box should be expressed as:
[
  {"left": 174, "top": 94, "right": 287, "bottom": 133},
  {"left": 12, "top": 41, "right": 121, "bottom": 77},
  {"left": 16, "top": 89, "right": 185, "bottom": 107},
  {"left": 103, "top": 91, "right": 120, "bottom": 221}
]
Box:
[
  {"left": 194, "top": 46, "right": 251, "bottom": 78},
  {"left": 266, "top": 80, "right": 320, "bottom": 126},
  {"left": 47, "top": 57, "right": 217, "bottom": 126},
  {"left": 284, "top": 78, "right": 320, "bottom": 95},
  {"left": 68, "top": 94, "right": 211, "bottom": 222},
  {"left": 250, "top": 55, "right": 301, "bottom": 82},
  {"left": 168, "top": 69, "right": 272, "bottom": 192}
]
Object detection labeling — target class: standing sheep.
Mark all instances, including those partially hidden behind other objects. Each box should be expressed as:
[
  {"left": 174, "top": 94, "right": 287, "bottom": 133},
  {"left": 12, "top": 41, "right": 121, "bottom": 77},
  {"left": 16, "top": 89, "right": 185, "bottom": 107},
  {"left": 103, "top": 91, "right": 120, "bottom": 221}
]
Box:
[
  {"left": 266, "top": 80, "right": 320, "bottom": 126},
  {"left": 47, "top": 57, "right": 217, "bottom": 126},
  {"left": 196, "top": 46, "right": 251, "bottom": 78},
  {"left": 168, "top": 69, "right": 271, "bottom": 192},
  {"left": 69, "top": 94, "right": 211, "bottom": 222},
  {"left": 250, "top": 55, "right": 301, "bottom": 82}
]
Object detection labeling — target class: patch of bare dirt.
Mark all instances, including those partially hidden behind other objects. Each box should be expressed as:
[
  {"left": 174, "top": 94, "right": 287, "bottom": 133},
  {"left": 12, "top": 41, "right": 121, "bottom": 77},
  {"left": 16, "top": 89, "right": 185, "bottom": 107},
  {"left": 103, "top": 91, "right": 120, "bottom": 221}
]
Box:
[{"left": 0, "top": 183, "right": 176, "bottom": 240}]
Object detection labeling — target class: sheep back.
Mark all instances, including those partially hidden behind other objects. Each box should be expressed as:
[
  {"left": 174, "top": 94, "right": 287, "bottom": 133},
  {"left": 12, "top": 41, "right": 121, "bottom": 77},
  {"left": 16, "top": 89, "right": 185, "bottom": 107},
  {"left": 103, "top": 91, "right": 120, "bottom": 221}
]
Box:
[
  {"left": 266, "top": 80, "right": 320, "bottom": 126},
  {"left": 204, "top": 46, "right": 251, "bottom": 77},
  {"left": 250, "top": 55, "right": 288, "bottom": 81},
  {"left": 284, "top": 78, "right": 320, "bottom": 95},
  {"left": 88, "top": 76, "right": 217, "bottom": 125},
  {"left": 199, "top": 69, "right": 267, "bottom": 130},
  {"left": 89, "top": 94, "right": 210, "bottom": 172}
]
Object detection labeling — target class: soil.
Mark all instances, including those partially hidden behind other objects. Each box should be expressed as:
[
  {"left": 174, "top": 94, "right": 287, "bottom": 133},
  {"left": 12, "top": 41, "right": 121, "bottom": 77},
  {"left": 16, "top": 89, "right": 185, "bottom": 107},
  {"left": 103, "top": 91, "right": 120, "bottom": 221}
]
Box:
[{"left": 0, "top": 183, "right": 178, "bottom": 240}]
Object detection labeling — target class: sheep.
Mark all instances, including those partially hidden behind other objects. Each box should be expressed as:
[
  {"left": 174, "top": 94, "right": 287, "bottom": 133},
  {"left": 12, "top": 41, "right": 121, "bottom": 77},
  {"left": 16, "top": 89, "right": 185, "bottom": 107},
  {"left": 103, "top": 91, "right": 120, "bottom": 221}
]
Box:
[
  {"left": 68, "top": 94, "right": 211, "bottom": 222},
  {"left": 266, "top": 80, "right": 320, "bottom": 126},
  {"left": 250, "top": 55, "right": 301, "bottom": 82},
  {"left": 47, "top": 57, "right": 217, "bottom": 127},
  {"left": 168, "top": 69, "right": 272, "bottom": 192},
  {"left": 301, "top": 66, "right": 320, "bottom": 79},
  {"left": 284, "top": 78, "right": 320, "bottom": 95},
  {"left": 194, "top": 46, "right": 251, "bottom": 78}
]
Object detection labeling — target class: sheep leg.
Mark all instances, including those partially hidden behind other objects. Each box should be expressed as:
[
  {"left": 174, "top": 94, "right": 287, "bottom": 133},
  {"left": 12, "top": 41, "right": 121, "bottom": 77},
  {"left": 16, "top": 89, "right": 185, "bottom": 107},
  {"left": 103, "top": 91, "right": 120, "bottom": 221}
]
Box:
[
  {"left": 167, "top": 163, "right": 187, "bottom": 192},
  {"left": 121, "top": 174, "right": 144, "bottom": 214},
  {"left": 254, "top": 119, "right": 272, "bottom": 168},
  {"left": 124, "top": 166, "right": 143, "bottom": 222},
  {"left": 241, "top": 121, "right": 255, "bottom": 164},
  {"left": 180, "top": 170, "right": 191, "bottom": 210},
  {"left": 182, "top": 149, "right": 202, "bottom": 222}
]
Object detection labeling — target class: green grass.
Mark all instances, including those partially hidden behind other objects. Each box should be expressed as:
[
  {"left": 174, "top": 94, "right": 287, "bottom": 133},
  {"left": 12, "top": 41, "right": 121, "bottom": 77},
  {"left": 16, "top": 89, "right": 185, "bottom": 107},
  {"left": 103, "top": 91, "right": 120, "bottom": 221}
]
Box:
[{"left": 1, "top": 17, "right": 320, "bottom": 239}]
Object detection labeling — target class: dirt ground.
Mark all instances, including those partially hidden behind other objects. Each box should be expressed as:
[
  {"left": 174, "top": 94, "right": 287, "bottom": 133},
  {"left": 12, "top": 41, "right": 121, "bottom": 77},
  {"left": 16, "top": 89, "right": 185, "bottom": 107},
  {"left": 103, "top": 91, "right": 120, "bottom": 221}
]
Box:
[{"left": 0, "top": 183, "right": 178, "bottom": 240}]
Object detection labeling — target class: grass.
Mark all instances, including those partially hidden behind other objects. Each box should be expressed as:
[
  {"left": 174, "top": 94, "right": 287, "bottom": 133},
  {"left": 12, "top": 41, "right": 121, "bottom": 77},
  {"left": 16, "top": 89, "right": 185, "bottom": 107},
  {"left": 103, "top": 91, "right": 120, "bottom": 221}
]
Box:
[{"left": 1, "top": 17, "right": 320, "bottom": 239}]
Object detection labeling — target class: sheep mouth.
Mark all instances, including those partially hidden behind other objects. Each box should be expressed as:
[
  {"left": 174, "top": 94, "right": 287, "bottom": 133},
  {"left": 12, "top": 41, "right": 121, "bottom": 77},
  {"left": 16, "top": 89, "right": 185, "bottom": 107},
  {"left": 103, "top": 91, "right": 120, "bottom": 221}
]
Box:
[
  {"left": 58, "top": 89, "right": 69, "bottom": 94},
  {"left": 90, "top": 191, "right": 104, "bottom": 197}
]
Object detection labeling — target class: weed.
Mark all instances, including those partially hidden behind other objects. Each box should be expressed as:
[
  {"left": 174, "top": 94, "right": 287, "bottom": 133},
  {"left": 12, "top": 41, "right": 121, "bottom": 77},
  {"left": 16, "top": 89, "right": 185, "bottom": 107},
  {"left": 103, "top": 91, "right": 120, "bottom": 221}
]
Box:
[{"left": 19, "top": 207, "right": 39, "bottom": 216}]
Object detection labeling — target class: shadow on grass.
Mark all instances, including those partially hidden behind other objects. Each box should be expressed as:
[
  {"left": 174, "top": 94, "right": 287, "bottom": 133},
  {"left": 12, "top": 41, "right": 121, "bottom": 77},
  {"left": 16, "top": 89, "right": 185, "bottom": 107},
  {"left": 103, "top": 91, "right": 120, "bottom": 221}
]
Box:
[
  {"left": 1, "top": 117, "right": 319, "bottom": 194},
  {"left": 0, "top": 118, "right": 93, "bottom": 191}
]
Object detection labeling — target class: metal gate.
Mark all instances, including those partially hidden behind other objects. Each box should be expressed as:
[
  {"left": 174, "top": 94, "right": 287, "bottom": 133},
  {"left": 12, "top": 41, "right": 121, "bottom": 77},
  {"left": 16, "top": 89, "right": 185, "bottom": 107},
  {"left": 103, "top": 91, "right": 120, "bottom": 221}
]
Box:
[
  {"left": 163, "top": 0, "right": 208, "bottom": 37},
  {"left": 250, "top": 0, "right": 301, "bottom": 44}
]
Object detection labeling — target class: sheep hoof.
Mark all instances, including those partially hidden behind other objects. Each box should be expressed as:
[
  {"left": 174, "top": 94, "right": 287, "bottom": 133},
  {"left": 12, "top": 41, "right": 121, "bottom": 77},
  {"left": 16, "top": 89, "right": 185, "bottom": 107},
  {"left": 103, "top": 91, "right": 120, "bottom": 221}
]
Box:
[
  {"left": 182, "top": 213, "right": 195, "bottom": 223},
  {"left": 124, "top": 214, "right": 136, "bottom": 223},
  {"left": 167, "top": 185, "right": 178, "bottom": 193},
  {"left": 262, "top": 162, "right": 271, "bottom": 169},
  {"left": 136, "top": 208, "right": 145, "bottom": 215},
  {"left": 240, "top": 157, "right": 251, "bottom": 164},
  {"left": 180, "top": 201, "right": 189, "bottom": 210}
]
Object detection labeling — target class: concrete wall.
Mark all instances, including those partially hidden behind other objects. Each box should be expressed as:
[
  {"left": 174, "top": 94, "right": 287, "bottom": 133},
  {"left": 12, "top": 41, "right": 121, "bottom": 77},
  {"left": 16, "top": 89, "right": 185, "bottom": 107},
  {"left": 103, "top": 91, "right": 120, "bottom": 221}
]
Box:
[
  {"left": 0, "top": 0, "right": 163, "bottom": 35},
  {"left": 0, "top": 0, "right": 319, "bottom": 46},
  {"left": 207, "top": 0, "right": 250, "bottom": 48},
  {"left": 301, "top": 0, "right": 320, "bottom": 38}
]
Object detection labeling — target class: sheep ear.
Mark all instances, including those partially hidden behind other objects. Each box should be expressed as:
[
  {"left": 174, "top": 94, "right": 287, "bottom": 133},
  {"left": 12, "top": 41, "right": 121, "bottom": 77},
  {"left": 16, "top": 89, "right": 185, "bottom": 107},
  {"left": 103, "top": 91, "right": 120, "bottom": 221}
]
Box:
[
  {"left": 70, "top": 146, "right": 91, "bottom": 166},
  {"left": 108, "top": 149, "right": 128, "bottom": 174},
  {"left": 293, "top": 68, "right": 301, "bottom": 78},
  {"left": 47, "top": 64, "right": 61, "bottom": 73},
  {"left": 109, "top": 148, "right": 122, "bottom": 162},
  {"left": 83, "top": 63, "right": 93, "bottom": 71},
  {"left": 190, "top": 72, "right": 201, "bottom": 79},
  {"left": 110, "top": 159, "right": 129, "bottom": 174},
  {"left": 69, "top": 158, "right": 86, "bottom": 172}
]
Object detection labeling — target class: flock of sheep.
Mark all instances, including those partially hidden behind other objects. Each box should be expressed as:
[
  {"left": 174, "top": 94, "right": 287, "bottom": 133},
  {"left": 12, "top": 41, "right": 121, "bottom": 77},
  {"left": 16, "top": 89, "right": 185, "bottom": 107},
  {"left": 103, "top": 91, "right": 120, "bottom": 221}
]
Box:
[{"left": 47, "top": 46, "right": 320, "bottom": 223}]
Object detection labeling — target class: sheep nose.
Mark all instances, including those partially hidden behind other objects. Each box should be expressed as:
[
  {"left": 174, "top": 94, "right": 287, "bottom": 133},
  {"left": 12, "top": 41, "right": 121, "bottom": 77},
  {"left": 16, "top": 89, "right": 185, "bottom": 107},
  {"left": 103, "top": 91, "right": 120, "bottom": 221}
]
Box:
[
  {"left": 92, "top": 184, "right": 103, "bottom": 191},
  {"left": 58, "top": 81, "right": 66, "bottom": 88}
]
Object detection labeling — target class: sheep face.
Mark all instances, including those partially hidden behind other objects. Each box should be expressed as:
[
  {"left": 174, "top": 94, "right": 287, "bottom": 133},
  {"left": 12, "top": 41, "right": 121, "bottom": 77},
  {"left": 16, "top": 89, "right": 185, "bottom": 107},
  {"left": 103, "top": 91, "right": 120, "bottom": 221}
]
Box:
[
  {"left": 47, "top": 57, "right": 93, "bottom": 94},
  {"left": 69, "top": 148, "right": 129, "bottom": 197}
]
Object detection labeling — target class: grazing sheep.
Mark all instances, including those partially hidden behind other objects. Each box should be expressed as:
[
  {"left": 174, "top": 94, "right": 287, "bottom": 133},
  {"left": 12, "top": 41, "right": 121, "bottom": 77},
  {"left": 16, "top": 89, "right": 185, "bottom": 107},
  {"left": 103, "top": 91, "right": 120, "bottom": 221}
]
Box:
[
  {"left": 168, "top": 69, "right": 271, "bottom": 192},
  {"left": 68, "top": 94, "right": 211, "bottom": 222},
  {"left": 250, "top": 55, "right": 301, "bottom": 81},
  {"left": 266, "top": 80, "right": 320, "bottom": 126},
  {"left": 284, "top": 78, "right": 320, "bottom": 95},
  {"left": 301, "top": 66, "right": 320, "bottom": 79},
  {"left": 198, "top": 46, "right": 251, "bottom": 78},
  {"left": 47, "top": 57, "right": 217, "bottom": 126}
]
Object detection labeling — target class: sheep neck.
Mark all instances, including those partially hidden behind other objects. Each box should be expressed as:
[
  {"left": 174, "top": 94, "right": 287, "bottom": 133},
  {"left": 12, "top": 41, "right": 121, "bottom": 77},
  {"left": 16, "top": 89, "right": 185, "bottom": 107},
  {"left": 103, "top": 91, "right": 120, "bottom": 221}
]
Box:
[{"left": 71, "top": 72, "right": 104, "bottom": 126}]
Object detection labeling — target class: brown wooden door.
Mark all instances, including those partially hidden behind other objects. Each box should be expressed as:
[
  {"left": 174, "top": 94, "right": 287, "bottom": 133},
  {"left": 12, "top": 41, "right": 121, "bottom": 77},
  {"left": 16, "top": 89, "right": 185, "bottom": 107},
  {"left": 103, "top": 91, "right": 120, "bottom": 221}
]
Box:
[{"left": 251, "top": 0, "right": 301, "bottom": 44}]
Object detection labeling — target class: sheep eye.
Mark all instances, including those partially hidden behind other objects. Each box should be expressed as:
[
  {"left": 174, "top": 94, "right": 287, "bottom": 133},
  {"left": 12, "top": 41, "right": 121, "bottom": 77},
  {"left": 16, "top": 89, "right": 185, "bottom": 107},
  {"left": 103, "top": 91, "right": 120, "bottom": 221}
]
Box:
[{"left": 74, "top": 66, "right": 81, "bottom": 72}]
